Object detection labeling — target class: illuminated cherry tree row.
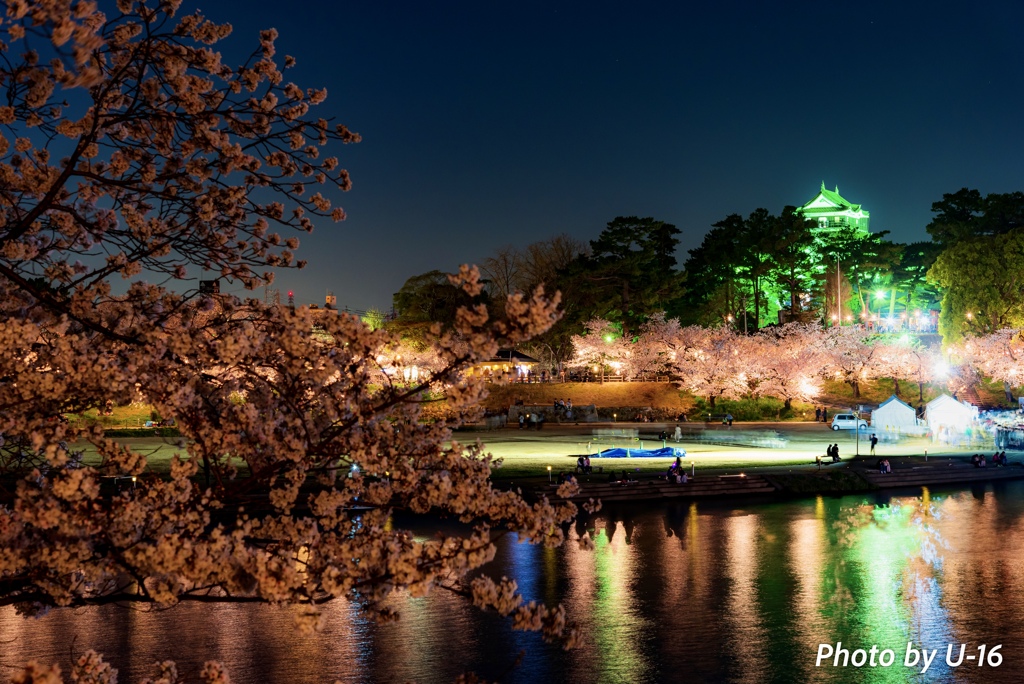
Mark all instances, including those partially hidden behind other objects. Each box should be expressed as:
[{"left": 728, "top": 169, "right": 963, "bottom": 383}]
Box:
[{"left": 567, "top": 317, "right": 1020, "bottom": 406}]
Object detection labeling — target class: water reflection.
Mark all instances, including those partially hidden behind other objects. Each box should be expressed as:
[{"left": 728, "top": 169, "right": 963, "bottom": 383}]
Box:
[{"left": 6, "top": 484, "right": 1024, "bottom": 682}]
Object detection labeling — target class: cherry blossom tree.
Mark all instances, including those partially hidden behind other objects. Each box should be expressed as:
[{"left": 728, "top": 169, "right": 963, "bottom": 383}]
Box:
[
  {"left": 816, "top": 326, "right": 880, "bottom": 398},
  {"left": 755, "top": 323, "right": 823, "bottom": 410},
  {"left": 732, "top": 332, "right": 773, "bottom": 399},
  {"left": 666, "top": 325, "right": 744, "bottom": 408},
  {"left": 872, "top": 339, "right": 921, "bottom": 399},
  {"left": 907, "top": 345, "right": 940, "bottom": 404},
  {"left": 0, "top": 2, "right": 580, "bottom": 678},
  {"left": 620, "top": 312, "right": 674, "bottom": 380},
  {"left": 953, "top": 329, "right": 1024, "bottom": 400},
  {"left": 568, "top": 317, "right": 626, "bottom": 379}
]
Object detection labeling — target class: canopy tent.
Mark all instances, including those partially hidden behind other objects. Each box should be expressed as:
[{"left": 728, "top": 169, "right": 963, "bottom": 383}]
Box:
[
  {"left": 871, "top": 395, "right": 918, "bottom": 433},
  {"left": 925, "top": 394, "right": 977, "bottom": 433}
]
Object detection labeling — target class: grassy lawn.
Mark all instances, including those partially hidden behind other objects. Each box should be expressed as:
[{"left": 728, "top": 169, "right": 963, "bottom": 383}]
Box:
[
  {"left": 478, "top": 428, "right": 839, "bottom": 483},
  {"left": 67, "top": 403, "right": 163, "bottom": 429},
  {"left": 73, "top": 437, "right": 187, "bottom": 473},
  {"left": 489, "top": 450, "right": 818, "bottom": 482},
  {"left": 68, "top": 418, "right": 998, "bottom": 486}
]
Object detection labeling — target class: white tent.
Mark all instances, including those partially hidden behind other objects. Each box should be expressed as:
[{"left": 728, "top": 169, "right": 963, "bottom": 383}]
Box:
[
  {"left": 925, "top": 394, "right": 977, "bottom": 433},
  {"left": 871, "top": 395, "right": 918, "bottom": 433}
]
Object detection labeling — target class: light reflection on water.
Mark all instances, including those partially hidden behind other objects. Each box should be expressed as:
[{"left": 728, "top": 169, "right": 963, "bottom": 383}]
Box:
[{"left": 5, "top": 483, "right": 1024, "bottom": 683}]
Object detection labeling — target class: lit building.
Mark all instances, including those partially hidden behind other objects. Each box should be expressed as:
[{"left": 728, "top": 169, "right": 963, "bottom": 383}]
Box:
[
  {"left": 469, "top": 349, "right": 539, "bottom": 380},
  {"left": 795, "top": 182, "right": 870, "bottom": 237}
]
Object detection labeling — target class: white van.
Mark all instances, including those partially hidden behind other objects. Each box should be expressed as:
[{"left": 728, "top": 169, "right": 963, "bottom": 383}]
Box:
[{"left": 830, "top": 413, "right": 867, "bottom": 431}]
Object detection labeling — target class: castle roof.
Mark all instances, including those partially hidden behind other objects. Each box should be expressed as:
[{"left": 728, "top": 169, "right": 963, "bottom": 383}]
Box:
[{"left": 796, "top": 181, "right": 868, "bottom": 216}]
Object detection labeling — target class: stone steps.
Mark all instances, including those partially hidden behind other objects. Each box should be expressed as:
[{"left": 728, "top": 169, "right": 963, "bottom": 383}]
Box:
[
  {"left": 859, "top": 465, "right": 1024, "bottom": 488},
  {"left": 546, "top": 474, "right": 778, "bottom": 503}
]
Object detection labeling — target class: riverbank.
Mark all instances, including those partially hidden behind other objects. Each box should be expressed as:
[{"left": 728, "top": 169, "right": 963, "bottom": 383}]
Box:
[{"left": 533, "top": 459, "right": 1024, "bottom": 504}]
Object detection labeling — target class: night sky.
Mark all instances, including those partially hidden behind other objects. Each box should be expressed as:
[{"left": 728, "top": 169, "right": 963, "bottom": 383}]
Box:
[{"left": 200, "top": 0, "right": 1024, "bottom": 311}]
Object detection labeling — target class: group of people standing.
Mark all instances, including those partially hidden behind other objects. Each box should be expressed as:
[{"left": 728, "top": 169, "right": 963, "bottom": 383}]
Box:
[
  {"left": 814, "top": 406, "right": 829, "bottom": 422},
  {"left": 517, "top": 412, "right": 545, "bottom": 429}
]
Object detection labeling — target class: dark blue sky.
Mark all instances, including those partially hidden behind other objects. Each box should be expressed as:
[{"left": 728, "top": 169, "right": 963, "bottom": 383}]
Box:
[{"left": 201, "top": 0, "right": 1024, "bottom": 310}]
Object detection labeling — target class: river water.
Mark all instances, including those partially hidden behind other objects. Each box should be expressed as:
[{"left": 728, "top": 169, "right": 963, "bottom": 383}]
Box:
[{"left": 4, "top": 482, "right": 1024, "bottom": 683}]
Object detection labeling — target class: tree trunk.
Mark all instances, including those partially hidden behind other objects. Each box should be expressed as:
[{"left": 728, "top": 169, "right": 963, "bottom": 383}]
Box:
[
  {"left": 918, "top": 381, "right": 925, "bottom": 403},
  {"left": 856, "top": 271, "right": 867, "bottom": 314},
  {"left": 784, "top": 397, "right": 792, "bottom": 411},
  {"left": 752, "top": 277, "right": 760, "bottom": 331},
  {"left": 1005, "top": 381, "right": 1014, "bottom": 403},
  {"left": 849, "top": 380, "right": 860, "bottom": 398},
  {"left": 789, "top": 268, "right": 798, "bottom": 315},
  {"left": 709, "top": 395, "right": 716, "bottom": 408},
  {"left": 893, "top": 377, "right": 900, "bottom": 397}
]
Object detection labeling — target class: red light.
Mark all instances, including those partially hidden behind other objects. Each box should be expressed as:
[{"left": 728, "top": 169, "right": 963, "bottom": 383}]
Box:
[{"left": 288, "top": 291, "right": 293, "bottom": 297}]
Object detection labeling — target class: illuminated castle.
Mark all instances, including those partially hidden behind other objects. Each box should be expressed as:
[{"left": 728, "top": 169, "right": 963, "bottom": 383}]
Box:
[{"left": 795, "top": 182, "right": 870, "bottom": 237}]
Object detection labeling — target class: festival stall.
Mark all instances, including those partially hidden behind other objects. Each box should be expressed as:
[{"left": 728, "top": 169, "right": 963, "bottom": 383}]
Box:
[
  {"left": 925, "top": 394, "right": 979, "bottom": 444},
  {"left": 871, "top": 395, "right": 920, "bottom": 436}
]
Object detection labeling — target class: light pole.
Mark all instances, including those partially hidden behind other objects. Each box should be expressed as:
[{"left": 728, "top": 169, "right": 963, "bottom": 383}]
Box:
[
  {"left": 836, "top": 255, "right": 841, "bottom": 325},
  {"left": 855, "top": 407, "right": 861, "bottom": 457}
]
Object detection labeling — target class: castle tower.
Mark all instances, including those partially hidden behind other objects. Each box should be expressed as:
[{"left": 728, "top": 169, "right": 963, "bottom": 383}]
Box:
[{"left": 795, "top": 181, "right": 870, "bottom": 237}]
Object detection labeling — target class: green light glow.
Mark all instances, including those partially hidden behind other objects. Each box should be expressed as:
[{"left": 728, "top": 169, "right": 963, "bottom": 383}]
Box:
[
  {"left": 591, "top": 525, "right": 648, "bottom": 680},
  {"left": 794, "top": 182, "right": 871, "bottom": 236},
  {"left": 875, "top": 290, "right": 886, "bottom": 300}
]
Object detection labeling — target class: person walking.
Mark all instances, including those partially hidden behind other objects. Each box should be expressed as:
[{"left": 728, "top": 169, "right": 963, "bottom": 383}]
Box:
[{"left": 870, "top": 433, "right": 878, "bottom": 456}]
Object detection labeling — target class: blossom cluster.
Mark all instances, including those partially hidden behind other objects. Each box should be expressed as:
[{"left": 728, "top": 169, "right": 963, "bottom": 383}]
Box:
[{"left": 0, "top": 0, "right": 581, "bottom": 669}]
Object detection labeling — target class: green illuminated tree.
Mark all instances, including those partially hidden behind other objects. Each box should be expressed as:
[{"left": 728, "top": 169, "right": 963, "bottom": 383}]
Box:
[
  {"left": 889, "top": 241, "right": 942, "bottom": 316},
  {"left": 817, "top": 228, "right": 899, "bottom": 319},
  {"left": 766, "top": 208, "right": 817, "bottom": 320},
  {"left": 733, "top": 209, "right": 775, "bottom": 330},
  {"left": 928, "top": 230, "right": 1024, "bottom": 344}
]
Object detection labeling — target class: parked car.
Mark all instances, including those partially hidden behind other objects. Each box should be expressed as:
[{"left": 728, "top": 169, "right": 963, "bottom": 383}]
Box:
[{"left": 830, "top": 413, "right": 868, "bottom": 431}]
